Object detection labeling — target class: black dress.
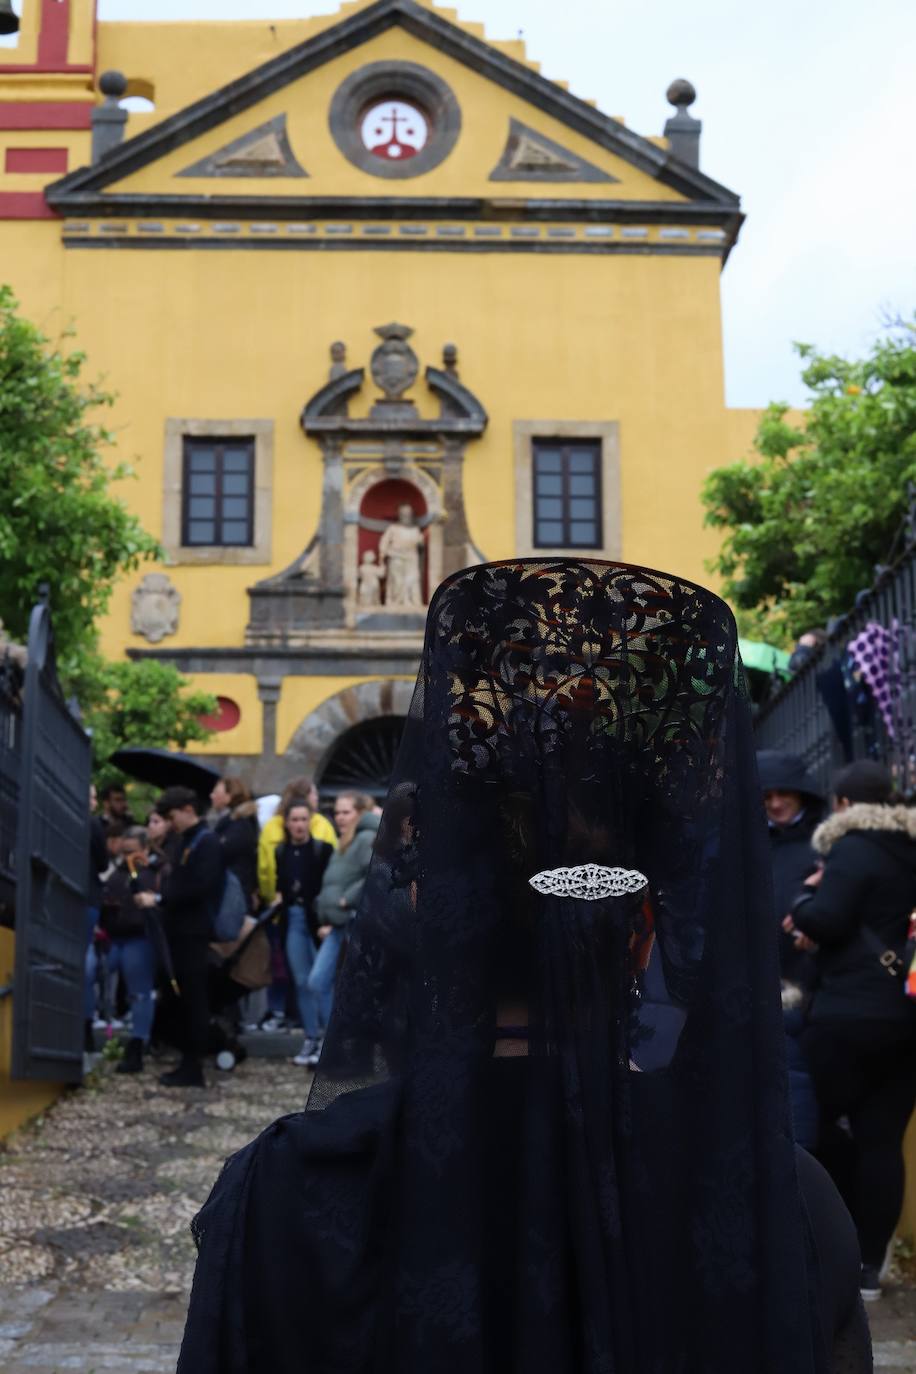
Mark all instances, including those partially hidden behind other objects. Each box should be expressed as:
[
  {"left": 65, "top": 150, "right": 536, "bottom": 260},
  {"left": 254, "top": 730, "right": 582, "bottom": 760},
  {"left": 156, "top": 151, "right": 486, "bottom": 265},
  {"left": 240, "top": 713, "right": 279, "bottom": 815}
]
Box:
[{"left": 179, "top": 559, "right": 871, "bottom": 1374}]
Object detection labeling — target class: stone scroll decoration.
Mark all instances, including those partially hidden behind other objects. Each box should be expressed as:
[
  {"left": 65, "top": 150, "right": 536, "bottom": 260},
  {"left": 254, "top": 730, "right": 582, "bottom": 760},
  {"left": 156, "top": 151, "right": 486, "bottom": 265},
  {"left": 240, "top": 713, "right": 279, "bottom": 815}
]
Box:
[{"left": 247, "top": 324, "right": 488, "bottom": 644}]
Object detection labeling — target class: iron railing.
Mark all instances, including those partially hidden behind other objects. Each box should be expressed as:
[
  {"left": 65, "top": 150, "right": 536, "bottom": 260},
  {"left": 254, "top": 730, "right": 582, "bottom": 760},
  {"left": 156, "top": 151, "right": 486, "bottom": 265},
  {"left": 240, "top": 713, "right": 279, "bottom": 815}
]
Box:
[
  {"left": 11, "top": 597, "right": 91, "bottom": 1082},
  {"left": 755, "top": 544, "right": 916, "bottom": 797},
  {"left": 0, "top": 653, "right": 24, "bottom": 924}
]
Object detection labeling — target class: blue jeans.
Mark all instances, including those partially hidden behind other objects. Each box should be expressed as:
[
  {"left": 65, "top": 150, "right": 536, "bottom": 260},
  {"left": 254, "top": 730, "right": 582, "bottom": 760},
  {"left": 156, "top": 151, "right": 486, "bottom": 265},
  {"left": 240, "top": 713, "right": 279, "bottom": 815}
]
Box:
[
  {"left": 284, "top": 906, "right": 322, "bottom": 1038},
  {"left": 307, "top": 925, "right": 345, "bottom": 1024},
  {"left": 266, "top": 919, "right": 288, "bottom": 1018},
  {"left": 86, "top": 936, "right": 156, "bottom": 1043}
]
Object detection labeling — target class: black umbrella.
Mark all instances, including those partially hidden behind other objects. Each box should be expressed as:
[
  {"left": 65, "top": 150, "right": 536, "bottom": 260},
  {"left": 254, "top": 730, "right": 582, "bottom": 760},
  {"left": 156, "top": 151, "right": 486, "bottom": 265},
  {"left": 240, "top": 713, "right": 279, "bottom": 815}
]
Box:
[{"left": 109, "top": 746, "right": 220, "bottom": 797}]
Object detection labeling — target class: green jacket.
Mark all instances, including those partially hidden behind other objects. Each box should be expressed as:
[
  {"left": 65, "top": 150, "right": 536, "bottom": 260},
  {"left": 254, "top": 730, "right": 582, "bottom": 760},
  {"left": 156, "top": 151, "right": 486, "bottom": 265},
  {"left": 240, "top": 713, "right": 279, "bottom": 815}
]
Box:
[{"left": 314, "top": 811, "right": 380, "bottom": 926}]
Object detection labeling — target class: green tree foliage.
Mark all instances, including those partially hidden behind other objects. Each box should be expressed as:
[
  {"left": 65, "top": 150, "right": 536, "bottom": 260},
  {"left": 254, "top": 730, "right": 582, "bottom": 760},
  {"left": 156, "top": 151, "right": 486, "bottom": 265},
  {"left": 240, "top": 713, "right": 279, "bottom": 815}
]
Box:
[
  {"left": 703, "top": 322, "right": 916, "bottom": 644},
  {"left": 0, "top": 284, "right": 159, "bottom": 663},
  {"left": 0, "top": 287, "right": 215, "bottom": 777},
  {"left": 72, "top": 656, "right": 218, "bottom": 791}
]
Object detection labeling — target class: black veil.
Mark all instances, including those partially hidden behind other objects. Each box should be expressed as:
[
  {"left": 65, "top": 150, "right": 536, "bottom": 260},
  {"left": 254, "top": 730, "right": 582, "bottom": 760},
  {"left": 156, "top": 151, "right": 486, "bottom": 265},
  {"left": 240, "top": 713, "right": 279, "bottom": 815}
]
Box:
[{"left": 179, "top": 559, "right": 827, "bottom": 1374}]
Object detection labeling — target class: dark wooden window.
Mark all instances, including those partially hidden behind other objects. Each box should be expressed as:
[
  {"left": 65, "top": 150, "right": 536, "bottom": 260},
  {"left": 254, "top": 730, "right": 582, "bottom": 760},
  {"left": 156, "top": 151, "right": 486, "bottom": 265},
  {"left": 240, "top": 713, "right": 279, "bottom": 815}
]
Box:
[
  {"left": 181, "top": 438, "right": 255, "bottom": 547},
  {"left": 532, "top": 440, "right": 602, "bottom": 548}
]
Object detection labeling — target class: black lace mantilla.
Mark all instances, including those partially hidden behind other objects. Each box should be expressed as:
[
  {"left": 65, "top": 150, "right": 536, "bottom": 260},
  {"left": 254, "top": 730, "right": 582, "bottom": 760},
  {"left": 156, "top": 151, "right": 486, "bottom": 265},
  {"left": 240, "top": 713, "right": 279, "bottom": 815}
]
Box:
[
  {"left": 432, "top": 560, "right": 735, "bottom": 799},
  {"left": 177, "top": 558, "right": 837, "bottom": 1374}
]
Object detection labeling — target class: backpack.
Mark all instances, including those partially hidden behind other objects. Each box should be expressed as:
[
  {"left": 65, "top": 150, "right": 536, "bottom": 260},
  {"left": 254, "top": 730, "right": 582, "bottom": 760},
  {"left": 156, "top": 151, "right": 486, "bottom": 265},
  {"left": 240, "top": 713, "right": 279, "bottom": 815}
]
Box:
[
  {"left": 187, "top": 829, "right": 248, "bottom": 942},
  {"left": 213, "top": 868, "right": 248, "bottom": 943}
]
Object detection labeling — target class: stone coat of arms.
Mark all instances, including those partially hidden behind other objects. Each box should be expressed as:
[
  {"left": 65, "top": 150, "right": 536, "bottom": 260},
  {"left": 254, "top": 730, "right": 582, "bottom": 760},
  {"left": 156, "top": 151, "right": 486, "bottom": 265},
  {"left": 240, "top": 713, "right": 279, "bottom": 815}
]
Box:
[{"left": 131, "top": 573, "right": 181, "bottom": 643}]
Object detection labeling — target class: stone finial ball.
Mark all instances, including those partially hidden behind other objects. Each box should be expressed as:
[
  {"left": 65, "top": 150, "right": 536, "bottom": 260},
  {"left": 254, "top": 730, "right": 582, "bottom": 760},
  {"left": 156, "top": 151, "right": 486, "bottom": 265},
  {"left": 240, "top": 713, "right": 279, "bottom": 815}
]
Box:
[
  {"left": 99, "top": 70, "right": 129, "bottom": 99},
  {"left": 666, "top": 78, "right": 697, "bottom": 110}
]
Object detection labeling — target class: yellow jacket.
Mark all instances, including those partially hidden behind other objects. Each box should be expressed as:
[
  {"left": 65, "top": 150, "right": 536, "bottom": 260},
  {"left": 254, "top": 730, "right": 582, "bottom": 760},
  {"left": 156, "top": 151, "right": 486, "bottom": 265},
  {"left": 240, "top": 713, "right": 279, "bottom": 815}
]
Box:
[{"left": 257, "top": 810, "right": 338, "bottom": 903}]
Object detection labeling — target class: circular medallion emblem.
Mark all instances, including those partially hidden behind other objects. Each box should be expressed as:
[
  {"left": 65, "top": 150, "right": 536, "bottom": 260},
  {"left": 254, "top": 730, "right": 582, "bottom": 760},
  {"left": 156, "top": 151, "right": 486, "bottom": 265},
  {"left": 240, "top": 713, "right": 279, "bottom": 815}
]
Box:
[
  {"left": 360, "top": 99, "right": 429, "bottom": 162},
  {"left": 329, "top": 62, "right": 461, "bottom": 179}
]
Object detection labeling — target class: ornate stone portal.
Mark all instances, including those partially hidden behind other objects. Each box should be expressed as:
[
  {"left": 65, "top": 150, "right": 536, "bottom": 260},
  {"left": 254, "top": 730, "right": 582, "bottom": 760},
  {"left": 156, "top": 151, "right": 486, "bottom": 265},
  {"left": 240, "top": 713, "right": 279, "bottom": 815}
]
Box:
[{"left": 247, "top": 323, "right": 487, "bottom": 642}]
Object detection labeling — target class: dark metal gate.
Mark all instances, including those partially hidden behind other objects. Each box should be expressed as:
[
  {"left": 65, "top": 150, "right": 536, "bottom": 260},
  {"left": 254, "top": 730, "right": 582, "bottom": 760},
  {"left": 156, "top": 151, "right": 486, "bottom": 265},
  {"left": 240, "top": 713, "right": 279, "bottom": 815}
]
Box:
[
  {"left": 11, "top": 598, "right": 91, "bottom": 1082},
  {"left": 0, "top": 651, "right": 22, "bottom": 925},
  {"left": 755, "top": 544, "right": 916, "bottom": 797}
]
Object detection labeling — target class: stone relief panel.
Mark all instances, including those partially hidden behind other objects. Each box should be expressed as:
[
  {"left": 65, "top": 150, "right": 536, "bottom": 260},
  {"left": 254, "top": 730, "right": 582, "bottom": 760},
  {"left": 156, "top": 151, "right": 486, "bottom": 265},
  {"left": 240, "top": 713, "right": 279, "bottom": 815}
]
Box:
[
  {"left": 131, "top": 573, "right": 181, "bottom": 643},
  {"left": 177, "top": 113, "right": 307, "bottom": 178}
]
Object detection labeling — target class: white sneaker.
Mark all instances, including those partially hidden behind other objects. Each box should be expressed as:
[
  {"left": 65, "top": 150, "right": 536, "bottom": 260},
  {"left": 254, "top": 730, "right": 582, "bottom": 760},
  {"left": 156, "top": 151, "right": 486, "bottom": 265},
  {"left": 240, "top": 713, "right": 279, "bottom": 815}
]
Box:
[
  {"left": 305, "top": 1038, "right": 323, "bottom": 1068},
  {"left": 291, "top": 1038, "right": 318, "bottom": 1067}
]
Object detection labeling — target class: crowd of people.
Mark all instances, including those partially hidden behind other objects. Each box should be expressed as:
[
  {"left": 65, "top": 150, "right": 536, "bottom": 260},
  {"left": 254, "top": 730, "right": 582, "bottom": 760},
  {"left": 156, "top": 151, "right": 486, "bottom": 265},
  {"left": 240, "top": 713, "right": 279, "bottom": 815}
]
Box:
[
  {"left": 84, "top": 775, "right": 379, "bottom": 1088},
  {"left": 85, "top": 747, "right": 916, "bottom": 1308},
  {"left": 762, "top": 752, "right": 916, "bottom": 1302}
]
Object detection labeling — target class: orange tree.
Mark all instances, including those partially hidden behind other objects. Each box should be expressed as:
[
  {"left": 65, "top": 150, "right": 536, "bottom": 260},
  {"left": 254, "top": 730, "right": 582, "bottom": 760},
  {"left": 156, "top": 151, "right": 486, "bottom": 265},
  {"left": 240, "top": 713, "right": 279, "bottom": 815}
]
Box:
[
  {"left": 0, "top": 285, "right": 214, "bottom": 775},
  {"left": 703, "top": 320, "right": 916, "bottom": 643}
]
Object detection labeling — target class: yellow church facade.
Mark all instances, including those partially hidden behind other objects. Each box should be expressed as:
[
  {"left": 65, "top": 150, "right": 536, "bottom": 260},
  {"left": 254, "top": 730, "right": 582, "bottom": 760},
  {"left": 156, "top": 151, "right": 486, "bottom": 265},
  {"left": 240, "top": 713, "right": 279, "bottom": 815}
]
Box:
[{"left": 0, "top": 0, "right": 758, "bottom": 796}]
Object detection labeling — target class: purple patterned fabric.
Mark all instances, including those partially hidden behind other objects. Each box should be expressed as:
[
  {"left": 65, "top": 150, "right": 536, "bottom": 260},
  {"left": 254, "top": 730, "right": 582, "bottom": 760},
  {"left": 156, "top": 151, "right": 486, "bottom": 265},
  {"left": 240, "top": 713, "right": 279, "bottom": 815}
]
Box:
[{"left": 848, "top": 621, "right": 900, "bottom": 738}]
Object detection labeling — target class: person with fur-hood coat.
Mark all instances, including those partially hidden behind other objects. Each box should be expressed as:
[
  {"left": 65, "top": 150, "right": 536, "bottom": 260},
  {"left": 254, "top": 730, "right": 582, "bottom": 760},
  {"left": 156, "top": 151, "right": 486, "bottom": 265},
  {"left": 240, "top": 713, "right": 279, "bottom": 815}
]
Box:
[
  {"left": 210, "top": 776, "right": 259, "bottom": 907},
  {"left": 785, "top": 761, "right": 916, "bottom": 1301}
]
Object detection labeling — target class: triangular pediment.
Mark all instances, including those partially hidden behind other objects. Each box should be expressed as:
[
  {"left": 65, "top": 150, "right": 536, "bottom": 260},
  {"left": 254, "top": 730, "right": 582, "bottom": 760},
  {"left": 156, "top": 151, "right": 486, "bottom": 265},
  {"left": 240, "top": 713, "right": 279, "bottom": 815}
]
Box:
[{"left": 46, "top": 0, "right": 740, "bottom": 223}]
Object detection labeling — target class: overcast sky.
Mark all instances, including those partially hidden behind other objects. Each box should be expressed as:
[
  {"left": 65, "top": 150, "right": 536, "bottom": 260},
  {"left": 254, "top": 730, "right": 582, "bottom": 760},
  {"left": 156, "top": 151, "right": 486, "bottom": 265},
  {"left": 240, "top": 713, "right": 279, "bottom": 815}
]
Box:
[{"left": 92, "top": 0, "right": 915, "bottom": 409}]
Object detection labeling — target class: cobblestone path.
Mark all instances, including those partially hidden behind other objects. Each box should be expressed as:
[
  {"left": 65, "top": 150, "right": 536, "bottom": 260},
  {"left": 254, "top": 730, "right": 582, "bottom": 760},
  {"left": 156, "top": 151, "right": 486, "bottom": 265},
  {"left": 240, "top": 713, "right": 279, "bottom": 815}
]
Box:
[
  {"left": 1, "top": 1057, "right": 914, "bottom": 1371},
  {"left": 0, "top": 1057, "right": 308, "bottom": 1371}
]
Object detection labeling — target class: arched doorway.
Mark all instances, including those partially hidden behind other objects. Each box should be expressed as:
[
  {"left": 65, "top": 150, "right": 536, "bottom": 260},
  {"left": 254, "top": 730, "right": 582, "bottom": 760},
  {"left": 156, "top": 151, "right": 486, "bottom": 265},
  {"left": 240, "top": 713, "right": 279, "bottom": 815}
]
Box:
[
  {"left": 285, "top": 678, "right": 415, "bottom": 799},
  {"left": 316, "top": 715, "right": 407, "bottom": 801}
]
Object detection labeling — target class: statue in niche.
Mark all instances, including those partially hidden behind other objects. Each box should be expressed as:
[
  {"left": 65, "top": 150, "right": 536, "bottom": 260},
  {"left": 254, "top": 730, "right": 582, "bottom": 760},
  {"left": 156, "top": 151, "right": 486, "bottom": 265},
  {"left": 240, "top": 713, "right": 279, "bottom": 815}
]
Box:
[
  {"left": 356, "top": 549, "right": 385, "bottom": 609},
  {"left": 379, "top": 503, "right": 425, "bottom": 608}
]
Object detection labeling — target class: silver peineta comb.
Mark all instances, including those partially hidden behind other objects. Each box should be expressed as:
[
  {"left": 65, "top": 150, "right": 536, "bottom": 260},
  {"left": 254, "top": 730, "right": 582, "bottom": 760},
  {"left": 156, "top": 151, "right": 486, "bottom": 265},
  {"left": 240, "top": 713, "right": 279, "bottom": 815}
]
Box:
[{"left": 528, "top": 864, "right": 648, "bottom": 901}]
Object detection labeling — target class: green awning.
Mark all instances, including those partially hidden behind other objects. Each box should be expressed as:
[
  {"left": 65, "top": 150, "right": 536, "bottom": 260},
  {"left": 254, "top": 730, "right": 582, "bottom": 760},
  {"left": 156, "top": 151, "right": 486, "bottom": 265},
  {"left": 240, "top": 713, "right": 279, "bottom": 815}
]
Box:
[{"left": 739, "top": 638, "right": 791, "bottom": 676}]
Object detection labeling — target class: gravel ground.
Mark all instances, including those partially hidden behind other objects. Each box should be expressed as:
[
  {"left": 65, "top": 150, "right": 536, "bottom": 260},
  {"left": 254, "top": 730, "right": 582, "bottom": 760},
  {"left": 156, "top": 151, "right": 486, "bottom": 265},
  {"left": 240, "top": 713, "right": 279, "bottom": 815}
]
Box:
[
  {"left": 0, "top": 1054, "right": 309, "bottom": 1371},
  {"left": 0, "top": 1055, "right": 913, "bottom": 1371}
]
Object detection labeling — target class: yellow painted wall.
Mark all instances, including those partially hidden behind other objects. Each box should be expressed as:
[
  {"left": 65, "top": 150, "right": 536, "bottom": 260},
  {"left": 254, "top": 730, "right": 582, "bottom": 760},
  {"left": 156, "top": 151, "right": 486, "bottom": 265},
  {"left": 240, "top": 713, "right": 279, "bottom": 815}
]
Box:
[
  {"left": 0, "top": 130, "right": 90, "bottom": 195},
  {"left": 111, "top": 28, "right": 683, "bottom": 205},
  {"left": 0, "top": 1, "right": 763, "bottom": 750},
  {"left": 0, "top": 930, "right": 62, "bottom": 1139},
  {"left": 93, "top": 0, "right": 595, "bottom": 139},
  {"left": 0, "top": 2, "right": 744, "bottom": 766},
  {"left": 38, "top": 242, "right": 731, "bottom": 668},
  {"left": 184, "top": 673, "right": 262, "bottom": 755}
]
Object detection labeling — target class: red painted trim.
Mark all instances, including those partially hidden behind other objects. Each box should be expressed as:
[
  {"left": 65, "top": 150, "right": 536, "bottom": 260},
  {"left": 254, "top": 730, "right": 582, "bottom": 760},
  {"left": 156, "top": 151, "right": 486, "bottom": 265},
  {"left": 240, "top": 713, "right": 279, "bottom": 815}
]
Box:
[
  {"left": 0, "top": 103, "right": 93, "bottom": 130},
  {"left": 0, "top": 191, "right": 58, "bottom": 219},
  {"left": 0, "top": 0, "right": 95, "bottom": 76},
  {"left": 5, "top": 146, "right": 69, "bottom": 172},
  {"left": 0, "top": 63, "right": 93, "bottom": 74},
  {"left": 38, "top": 0, "right": 71, "bottom": 68}
]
